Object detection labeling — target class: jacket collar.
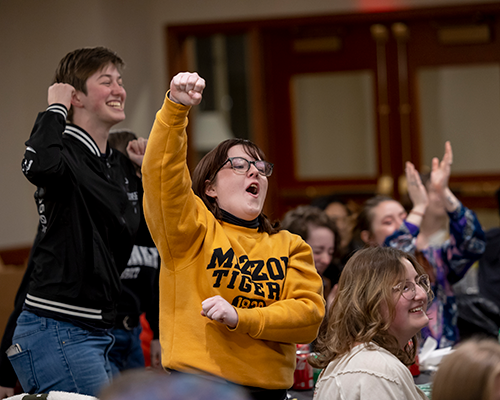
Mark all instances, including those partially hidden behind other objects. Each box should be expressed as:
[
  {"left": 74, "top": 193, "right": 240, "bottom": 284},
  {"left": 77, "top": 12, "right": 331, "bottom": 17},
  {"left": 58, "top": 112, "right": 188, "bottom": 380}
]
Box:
[{"left": 64, "top": 123, "right": 111, "bottom": 157}]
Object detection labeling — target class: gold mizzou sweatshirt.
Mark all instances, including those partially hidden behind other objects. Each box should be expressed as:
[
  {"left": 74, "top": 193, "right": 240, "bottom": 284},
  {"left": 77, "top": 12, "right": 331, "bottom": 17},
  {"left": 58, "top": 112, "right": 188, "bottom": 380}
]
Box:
[{"left": 142, "top": 94, "right": 325, "bottom": 389}]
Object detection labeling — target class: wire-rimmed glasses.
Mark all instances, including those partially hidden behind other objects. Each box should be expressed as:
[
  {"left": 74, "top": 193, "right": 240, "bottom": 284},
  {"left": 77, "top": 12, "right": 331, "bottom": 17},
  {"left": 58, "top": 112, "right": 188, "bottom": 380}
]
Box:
[{"left": 393, "top": 274, "right": 431, "bottom": 301}]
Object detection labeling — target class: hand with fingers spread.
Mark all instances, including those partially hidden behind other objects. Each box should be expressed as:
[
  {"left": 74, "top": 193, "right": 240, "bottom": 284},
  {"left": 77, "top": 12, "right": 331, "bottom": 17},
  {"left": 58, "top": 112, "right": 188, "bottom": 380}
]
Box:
[
  {"left": 169, "top": 72, "right": 205, "bottom": 106},
  {"left": 201, "top": 295, "right": 239, "bottom": 328},
  {"left": 430, "top": 141, "right": 452, "bottom": 196},
  {"left": 430, "top": 141, "right": 459, "bottom": 212},
  {"left": 405, "top": 161, "right": 428, "bottom": 225}
]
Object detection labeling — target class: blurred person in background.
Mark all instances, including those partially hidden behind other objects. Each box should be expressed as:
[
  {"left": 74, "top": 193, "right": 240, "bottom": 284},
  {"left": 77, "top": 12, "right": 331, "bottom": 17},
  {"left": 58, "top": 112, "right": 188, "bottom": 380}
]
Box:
[
  {"left": 281, "top": 205, "right": 340, "bottom": 306},
  {"left": 432, "top": 338, "right": 500, "bottom": 400},
  {"left": 354, "top": 142, "right": 485, "bottom": 348},
  {"left": 312, "top": 246, "right": 432, "bottom": 400}
]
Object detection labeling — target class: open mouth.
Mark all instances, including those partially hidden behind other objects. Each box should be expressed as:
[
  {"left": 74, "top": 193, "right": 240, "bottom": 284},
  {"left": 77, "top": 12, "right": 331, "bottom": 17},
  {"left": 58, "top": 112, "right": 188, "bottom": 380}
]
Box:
[
  {"left": 246, "top": 183, "right": 259, "bottom": 195},
  {"left": 409, "top": 307, "right": 423, "bottom": 313}
]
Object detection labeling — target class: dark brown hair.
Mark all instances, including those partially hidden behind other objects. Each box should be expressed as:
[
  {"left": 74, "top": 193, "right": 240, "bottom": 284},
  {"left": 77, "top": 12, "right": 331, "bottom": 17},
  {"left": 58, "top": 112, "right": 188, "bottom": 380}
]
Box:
[
  {"left": 53, "top": 47, "right": 125, "bottom": 122},
  {"left": 108, "top": 129, "right": 137, "bottom": 156},
  {"left": 108, "top": 129, "right": 141, "bottom": 176},
  {"left": 191, "top": 138, "right": 279, "bottom": 235},
  {"left": 281, "top": 205, "right": 340, "bottom": 257},
  {"left": 310, "top": 246, "right": 430, "bottom": 369},
  {"left": 354, "top": 195, "right": 393, "bottom": 242},
  {"left": 354, "top": 195, "right": 436, "bottom": 282}
]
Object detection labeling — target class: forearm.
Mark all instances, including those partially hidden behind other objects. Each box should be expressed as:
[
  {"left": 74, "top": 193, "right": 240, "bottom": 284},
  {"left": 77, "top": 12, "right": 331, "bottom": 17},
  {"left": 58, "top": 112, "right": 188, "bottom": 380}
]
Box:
[
  {"left": 22, "top": 107, "right": 67, "bottom": 185},
  {"left": 447, "top": 204, "right": 486, "bottom": 263},
  {"left": 233, "top": 250, "right": 325, "bottom": 344},
  {"left": 441, "top": 187, "right": 460, "bottom": 213},
  {"left": 142, "top": 94, "right": 212, "bottom": 272},
  {"left": 406, "top": 206, "right": 426, "bottom": 227},
  {"left": 141, "top": 94, "right": 191, "bottom": 260}
]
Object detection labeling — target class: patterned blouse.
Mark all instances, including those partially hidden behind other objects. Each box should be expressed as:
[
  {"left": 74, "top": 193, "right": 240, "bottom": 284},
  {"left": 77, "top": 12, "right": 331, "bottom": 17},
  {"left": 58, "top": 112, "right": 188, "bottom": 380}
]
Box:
[{"left": 385, "top": 202, "right": 486, "bottom": 348}]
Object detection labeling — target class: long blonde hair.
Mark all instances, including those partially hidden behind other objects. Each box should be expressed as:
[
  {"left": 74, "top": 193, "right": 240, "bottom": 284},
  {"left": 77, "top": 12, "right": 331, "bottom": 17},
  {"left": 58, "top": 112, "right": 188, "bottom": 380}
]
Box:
[
  {"left": 432, "top": 338, "right": 500, "bottom": 400},
  {"left": 310, "top": 246, "right": 427, "bottom": 368}
]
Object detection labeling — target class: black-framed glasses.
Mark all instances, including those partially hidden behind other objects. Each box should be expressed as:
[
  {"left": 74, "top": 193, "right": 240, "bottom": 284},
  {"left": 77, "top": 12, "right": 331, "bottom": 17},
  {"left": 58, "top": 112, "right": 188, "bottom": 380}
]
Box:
[
  {"left": 214, "top": 157, "right": 274, "bottom": 177},
  {"left": 393, "top": 274, "right": 431, "bottom": 301}
]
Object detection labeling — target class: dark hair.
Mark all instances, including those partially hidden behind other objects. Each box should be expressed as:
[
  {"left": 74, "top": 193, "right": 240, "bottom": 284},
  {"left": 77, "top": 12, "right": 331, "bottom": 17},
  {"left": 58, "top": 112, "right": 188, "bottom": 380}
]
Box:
[
  {"left": 281, "top": 205, "right": 340, "bottom": 256},
  {"left": 108, "top": 129, "right": 137, "bottom": 156},
  {"left": 311, "top": 195, "right": 351, "bottom": 216},
  {"left": 310, "top": 246, "right": 430, "bottom": 369},
  {"left": 191, "top": 138, "right": 280, "bottom": 235},
  {"left": 53, "top": 47, "right": 125, "bottom": 122},
  {"left": 354, "top": 195, "right": 393, "bottom": 241},
  {"left": 108, "top": 129, "right": 141, "bottom": 176}
]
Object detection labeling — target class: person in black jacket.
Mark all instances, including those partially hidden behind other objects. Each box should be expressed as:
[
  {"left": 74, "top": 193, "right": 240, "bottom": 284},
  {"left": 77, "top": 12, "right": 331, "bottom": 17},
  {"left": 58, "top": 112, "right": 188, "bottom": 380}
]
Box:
[
  {"left": 1, "top": 47, "right": 147, "bottom": 397},
  {"left": 107, "top": 130, "right": 161, "bottom": 374}
]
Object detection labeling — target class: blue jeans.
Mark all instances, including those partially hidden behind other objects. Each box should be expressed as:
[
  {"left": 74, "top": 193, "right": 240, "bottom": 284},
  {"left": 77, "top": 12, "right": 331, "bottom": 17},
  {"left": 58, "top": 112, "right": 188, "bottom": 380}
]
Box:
[
  {"left": 108, "top": 326, "right": 145, "bottom": 375},
  {"left": 8, "top": 311, "right": 114, "bottom": 396}
]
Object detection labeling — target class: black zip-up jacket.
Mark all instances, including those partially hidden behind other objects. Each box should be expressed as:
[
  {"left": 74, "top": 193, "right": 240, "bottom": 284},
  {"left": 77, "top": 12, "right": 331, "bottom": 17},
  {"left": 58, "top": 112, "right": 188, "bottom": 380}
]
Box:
[{"left": 20, "top": 104, "right": 142, "bottom": 328}]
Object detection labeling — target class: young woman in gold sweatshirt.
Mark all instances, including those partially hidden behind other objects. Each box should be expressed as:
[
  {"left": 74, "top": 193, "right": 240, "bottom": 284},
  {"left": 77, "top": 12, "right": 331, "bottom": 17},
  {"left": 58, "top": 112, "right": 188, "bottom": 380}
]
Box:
[{"left": 141, "top": 72, "right": 325, "bottom": 400}]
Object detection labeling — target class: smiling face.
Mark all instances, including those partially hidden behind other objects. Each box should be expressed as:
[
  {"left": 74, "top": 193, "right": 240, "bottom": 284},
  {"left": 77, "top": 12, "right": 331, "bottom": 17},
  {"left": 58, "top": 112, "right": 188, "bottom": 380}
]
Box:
[
  {"left": 307, "top": 225, "right": 335, "bottom": 275},
  {"left": 75, "top": 63, "right": 126, "bottom": 129},
  {"left": 363, "top": 200, "right": 407, "bottom": 246},
  {"left": 387, "top": 258, "right": 429, "bottom": 348},
  {"left": 205, "top": 144, "right": 268, "bottom": 221}
]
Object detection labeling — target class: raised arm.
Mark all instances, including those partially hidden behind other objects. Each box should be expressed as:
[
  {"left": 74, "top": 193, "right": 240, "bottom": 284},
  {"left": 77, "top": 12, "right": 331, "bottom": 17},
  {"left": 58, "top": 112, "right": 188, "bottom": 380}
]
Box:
[
  {"left": 21, "top": 83, "right": 76, "bottom": 186},
  {"left": 429, "top": 142, "right": 485, "bottom": 281},
  {"left": 141, "top": 72, "right": 206, "bottom": 269},
  {"left": 405, "top": 161, "right": 429, "bottom": 226},
  {"left": 430, "top": 141, "right": 460, "bottom": 213},
  {"left": 383, "top": 162, "right": 428, "bottom": 252}
]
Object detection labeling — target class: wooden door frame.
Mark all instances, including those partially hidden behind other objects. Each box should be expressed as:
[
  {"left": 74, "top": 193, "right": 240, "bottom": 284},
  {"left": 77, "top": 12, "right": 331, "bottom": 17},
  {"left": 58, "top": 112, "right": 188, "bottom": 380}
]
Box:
[{"left": 165, "top": 3, "right": 500, "bottom": 217}]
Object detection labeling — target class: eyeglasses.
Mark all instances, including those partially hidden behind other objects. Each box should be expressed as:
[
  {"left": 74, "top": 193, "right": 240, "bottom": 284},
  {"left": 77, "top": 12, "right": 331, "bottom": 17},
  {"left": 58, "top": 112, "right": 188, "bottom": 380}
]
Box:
[
  {"left": 393, "top": 274, "right": 431, "bottom": 301},
  {"left": 214, "top": 157, "right": 274, "bottom": 177}
]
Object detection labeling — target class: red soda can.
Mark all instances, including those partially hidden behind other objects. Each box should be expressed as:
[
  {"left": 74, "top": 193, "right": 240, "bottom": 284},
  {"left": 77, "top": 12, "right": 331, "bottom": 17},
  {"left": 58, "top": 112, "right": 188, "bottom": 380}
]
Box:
[
  {"left": 293, "top": 344, "right": 314, "bottom": 390},
  {"left": 409, "top": 354, "right": 420, "bottom": 377}
]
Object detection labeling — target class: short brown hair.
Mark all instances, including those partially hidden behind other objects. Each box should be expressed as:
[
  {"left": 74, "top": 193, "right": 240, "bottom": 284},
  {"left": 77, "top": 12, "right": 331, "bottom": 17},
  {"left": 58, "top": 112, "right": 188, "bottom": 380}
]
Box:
[
  {"left": 281, "top": 205, "right": 340, "bottom": 256},
  {"left": 310, "top": 246, "right": 429, "bottom": 369},
  {"left": 432, "top": 338, "right": 500, "bottom": 400},
  {"left": 191, "top": 138, "right": 279, "bottom": 235},
  {"left": 108, "top": 129, "right": 137, "bottom": 156},
  {"left": 53, "top": 47, "right": 124, "bottom": 122}
]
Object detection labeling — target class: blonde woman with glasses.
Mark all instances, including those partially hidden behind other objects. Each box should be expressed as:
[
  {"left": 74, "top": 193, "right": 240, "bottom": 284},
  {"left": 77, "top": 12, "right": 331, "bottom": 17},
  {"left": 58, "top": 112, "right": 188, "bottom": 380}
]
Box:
[{"left": 312, "top": 246, "right": 432, "bottom": 400}]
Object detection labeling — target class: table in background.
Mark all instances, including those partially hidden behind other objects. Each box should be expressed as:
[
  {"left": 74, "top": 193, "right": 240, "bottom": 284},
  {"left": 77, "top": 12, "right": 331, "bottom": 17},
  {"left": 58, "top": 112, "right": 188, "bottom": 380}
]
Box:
[{"left": 288, "top": 389, "right": 313, "bottom": 400}]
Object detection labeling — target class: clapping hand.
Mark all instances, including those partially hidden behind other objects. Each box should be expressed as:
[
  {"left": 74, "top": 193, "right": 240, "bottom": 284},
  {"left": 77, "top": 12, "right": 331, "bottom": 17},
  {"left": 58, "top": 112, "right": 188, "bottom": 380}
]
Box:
[
  {"left": 405, "top": 161, "right": 428, "bottom": 211},
  {"left": 430, "top": 141, "right": 452, "bottom": 197},
  {"left": 431, "top": 141, "right": 459, "bottom": 212}
]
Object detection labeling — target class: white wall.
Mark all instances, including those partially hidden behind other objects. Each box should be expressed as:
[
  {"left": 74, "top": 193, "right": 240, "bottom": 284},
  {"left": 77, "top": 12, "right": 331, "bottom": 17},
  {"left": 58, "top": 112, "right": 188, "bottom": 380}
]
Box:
[{"left": 0, "top": 0, "right": 496, "bottom": 249}]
